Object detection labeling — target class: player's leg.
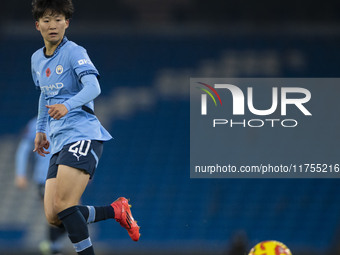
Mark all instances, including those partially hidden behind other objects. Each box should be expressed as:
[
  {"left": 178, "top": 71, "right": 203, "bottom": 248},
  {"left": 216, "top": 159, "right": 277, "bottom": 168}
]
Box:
[
  {"left": 76, "top": 198, "right": 141, "bottom": 241},
  {"left": 54, "top": 164, "right": 94, "bottom": 255},
  {"left": 54, "top": 164, "right": 89, "bottom": 212},
  {"left": 44, "top": 170, "right": 94, "bottom": 254},
  {"left": 44, "top": 140, "right": 140, "bottom": 248},
  {"left": 77, "top": 204, "right": 114, "bottom": 224},
  {"left": 44, "top": 178, "right": 61, "bottom": 226},
  {"left": 44, "top": 178, "right": 67, "bottom": 254},
  {"left": 54, "top": 140, "right": 140, "bottom": 241},
  {"left": 39, "top": 183, "right": 65, "bottom": 254},
  {"left": 45, "top": 174, "right": 140, "bottom": 244}
]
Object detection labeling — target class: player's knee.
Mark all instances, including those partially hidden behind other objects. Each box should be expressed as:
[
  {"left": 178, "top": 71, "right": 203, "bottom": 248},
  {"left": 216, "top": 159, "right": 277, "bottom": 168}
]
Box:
[
  {"left": 53, "top": 197, "right": 66, "bottom": 214},
  {"left": 53, "top": 195, "right": 75, "bottom": 215},
  {"left": 45, "top": 200, "right": 70, "bottom": 226},
  {"left": 45, "top": 210, "right": 59, "bottom": 226},
  {"left": 44, "top": 196, "right": 67, "bottom": 225}
]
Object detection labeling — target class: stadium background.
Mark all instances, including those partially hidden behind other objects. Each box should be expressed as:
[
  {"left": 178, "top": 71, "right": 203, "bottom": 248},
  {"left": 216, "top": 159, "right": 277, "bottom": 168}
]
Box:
[{"left": 1, "top": 0, "right": 340, "bottom": 254}]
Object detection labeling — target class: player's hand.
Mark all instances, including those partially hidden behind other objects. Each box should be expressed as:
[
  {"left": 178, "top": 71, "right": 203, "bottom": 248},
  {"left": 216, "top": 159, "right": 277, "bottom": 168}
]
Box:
[
  {"left": 15, "top": 176, "right": 28, "bottom": 189},
  {"left": 33, "top": 132, "right": 50, "bottom": 157},
  {"left": 46, "top": 104, "right": 68, "bottom": 120}
]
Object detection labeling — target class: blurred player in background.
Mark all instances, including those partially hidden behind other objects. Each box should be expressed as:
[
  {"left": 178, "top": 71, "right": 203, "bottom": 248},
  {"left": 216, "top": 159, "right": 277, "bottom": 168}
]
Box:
[
  {"left": 31, "top": 1, "right": 140, "bottom": 254},
  {"left": 15, "top": 116, "right": 66, "bottom": 255}
]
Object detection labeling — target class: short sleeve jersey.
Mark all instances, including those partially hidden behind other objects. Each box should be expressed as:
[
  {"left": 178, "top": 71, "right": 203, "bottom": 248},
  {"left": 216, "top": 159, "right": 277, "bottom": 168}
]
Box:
[{"left": 31, "top": 37, "right": 112, "bottom": 154}]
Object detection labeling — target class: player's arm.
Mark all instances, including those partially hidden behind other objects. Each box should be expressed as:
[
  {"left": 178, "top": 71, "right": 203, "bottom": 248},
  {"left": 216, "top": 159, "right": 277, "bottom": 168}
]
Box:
[
  {"left": 15, "top": 132, "right": 31, "bottom": 189},
  {"left": 47, "top": 45, "right": 100, "bottom": 120},
  {"left": 34, "top": 92, "right": 50, "bottom": 156},
  {"left": 47, "top": 74, "right": 100, "bottom": 120}
]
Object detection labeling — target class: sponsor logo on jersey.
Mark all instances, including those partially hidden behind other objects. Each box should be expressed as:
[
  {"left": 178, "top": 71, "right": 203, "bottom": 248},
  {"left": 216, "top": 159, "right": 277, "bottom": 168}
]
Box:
[
  {"left": 56, "top": 65, "right": 63, "bottom": 75},
  {"left": 40, "top": 82, "right": 64, "bottom": 96},
  {"left": 46, "top": 68, "right": 51, "bottom": 77},
  {"left": 78, "top": 59, "right": 92, "bottom": 66}
]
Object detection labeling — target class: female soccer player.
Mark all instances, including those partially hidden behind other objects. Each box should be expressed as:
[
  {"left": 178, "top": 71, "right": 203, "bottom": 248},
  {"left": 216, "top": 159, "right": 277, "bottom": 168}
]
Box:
[{"left": 31, "top": 1, "right": 140, "bottom": 254}]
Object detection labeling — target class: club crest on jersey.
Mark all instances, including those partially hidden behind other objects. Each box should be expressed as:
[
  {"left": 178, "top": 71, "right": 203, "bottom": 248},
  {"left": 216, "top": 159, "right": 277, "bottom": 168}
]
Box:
[
  {"left": 56, "top": 65, "right": 63, "bottom": 75},
  {"left": 46, "top": 68, "right": 51, "bottom": 77}
]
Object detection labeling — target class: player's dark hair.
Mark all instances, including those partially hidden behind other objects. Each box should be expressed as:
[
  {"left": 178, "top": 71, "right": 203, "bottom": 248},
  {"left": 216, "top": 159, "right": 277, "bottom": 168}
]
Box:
[{"left": 32, "top": 0, "right": 74, "bottom": 21}]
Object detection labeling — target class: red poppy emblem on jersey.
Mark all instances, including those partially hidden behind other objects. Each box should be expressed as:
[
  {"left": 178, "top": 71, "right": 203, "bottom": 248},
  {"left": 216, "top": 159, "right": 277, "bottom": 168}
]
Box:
[{"left": 46, "top": 68, "right": 51, "bottom": 77}]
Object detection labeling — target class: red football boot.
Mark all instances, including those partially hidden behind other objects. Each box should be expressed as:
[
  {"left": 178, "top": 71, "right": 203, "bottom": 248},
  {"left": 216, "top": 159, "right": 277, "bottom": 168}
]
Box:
[{"left": 111, "top": 197, "right": 140, "bottom": 241}]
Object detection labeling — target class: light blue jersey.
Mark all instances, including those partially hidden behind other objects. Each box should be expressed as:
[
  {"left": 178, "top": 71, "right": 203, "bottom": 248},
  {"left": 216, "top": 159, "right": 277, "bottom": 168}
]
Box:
[
  {"left": 31, "top": 37, "right": 112, "bottom": 154},
  {"left": 16, "top": 117, "right": 51, "bottom": 184}
]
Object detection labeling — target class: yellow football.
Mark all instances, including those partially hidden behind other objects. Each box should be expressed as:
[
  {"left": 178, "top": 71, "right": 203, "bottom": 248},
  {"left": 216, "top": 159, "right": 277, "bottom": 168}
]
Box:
[{"left": 248, "top": 240, "right": 292, "bottom": 255}]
